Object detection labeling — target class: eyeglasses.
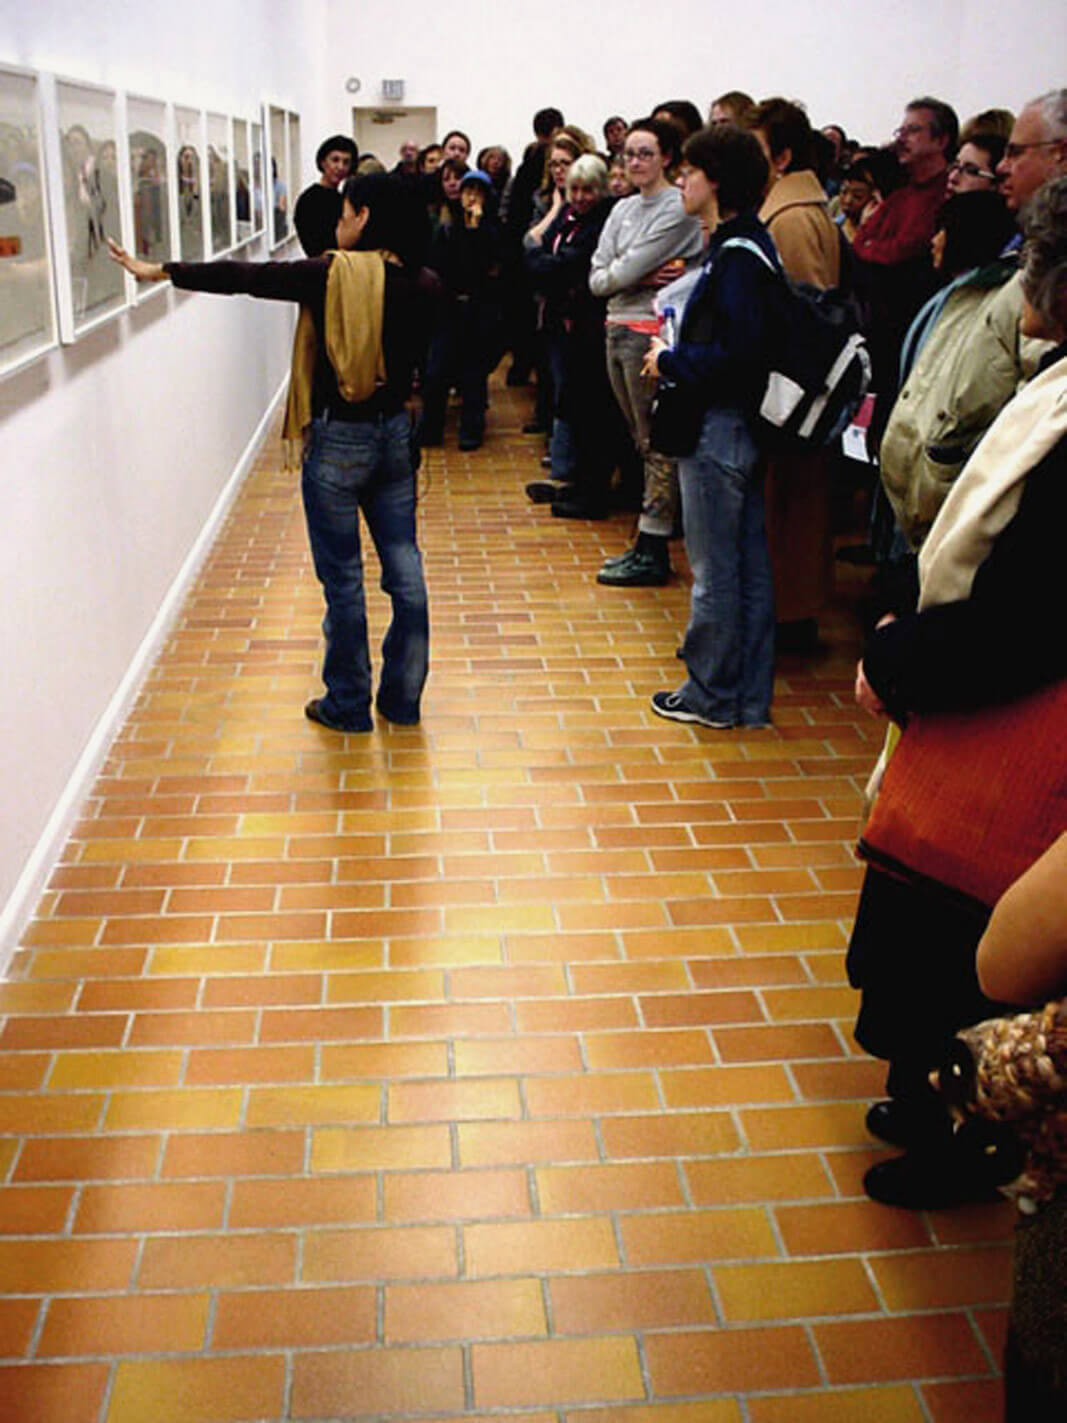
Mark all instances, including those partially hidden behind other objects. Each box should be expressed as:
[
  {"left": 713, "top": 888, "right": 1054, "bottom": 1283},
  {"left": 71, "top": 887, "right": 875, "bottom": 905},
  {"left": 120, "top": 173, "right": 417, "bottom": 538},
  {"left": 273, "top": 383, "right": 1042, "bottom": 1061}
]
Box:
[
  {"left": 948, "top": 159, "right": 996, "bottom": 181},
  {"left": 547, "top": 158, "right": 572, "bottom": 170},
  {"left": 894, "top": 122, "right": 930, "bottom": 138},
  {"left": 623, "top": 147, "right": 657, "bottom": 163},
  {"left": 1003, "top": 139, "right": 1062, "bottom": 161}
]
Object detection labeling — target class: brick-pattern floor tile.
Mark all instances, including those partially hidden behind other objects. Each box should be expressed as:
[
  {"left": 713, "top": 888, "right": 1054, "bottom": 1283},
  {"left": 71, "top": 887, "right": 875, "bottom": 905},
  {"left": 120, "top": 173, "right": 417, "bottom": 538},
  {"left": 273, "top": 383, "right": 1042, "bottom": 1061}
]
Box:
[{"left": 0, "top": 386, "right": 1008, "bottom": 1420}]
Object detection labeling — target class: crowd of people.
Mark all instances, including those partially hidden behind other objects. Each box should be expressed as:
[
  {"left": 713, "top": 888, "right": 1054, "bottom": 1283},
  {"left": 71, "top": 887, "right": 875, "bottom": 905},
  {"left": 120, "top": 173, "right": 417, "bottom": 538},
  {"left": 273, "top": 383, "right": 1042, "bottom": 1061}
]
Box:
[{"left": 107, "top": 86, "right": 1067, "bottom": 1417}]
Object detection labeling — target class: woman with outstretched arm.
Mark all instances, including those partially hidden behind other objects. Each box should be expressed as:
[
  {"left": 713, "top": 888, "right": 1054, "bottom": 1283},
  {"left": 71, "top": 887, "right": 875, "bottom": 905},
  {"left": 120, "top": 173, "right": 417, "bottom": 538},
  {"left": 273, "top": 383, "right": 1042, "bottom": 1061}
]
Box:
[{"left": 110, "top": 172, "right": 433, "bottom": 733}]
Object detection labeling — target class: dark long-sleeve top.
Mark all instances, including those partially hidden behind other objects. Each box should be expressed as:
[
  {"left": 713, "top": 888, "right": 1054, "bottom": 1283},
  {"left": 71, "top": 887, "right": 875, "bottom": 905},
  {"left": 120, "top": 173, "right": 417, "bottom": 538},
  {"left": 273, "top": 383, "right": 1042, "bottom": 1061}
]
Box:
[
  {"left": 425, "top": 210, "right": 500, "bottom": 301},
  {"left": 293, "top": 183, "right": 342, "bottom": 257},
  {"left": 863, "top": 361, "right": 1067, "bottom": 721},
  {"left": 165, "top": 255, "right": 436, "bottom": 421},
  {"left": 524, "top": 198, "right": 615, "bottom": 329},
  {"left": 655, "top": 211, "right": 779, "bottom": 416}
]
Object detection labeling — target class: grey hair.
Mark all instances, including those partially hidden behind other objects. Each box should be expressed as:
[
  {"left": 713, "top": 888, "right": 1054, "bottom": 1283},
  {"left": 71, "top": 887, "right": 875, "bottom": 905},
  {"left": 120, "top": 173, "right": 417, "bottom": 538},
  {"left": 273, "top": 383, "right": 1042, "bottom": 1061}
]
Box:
[
  {"left": 1031, "top": 89, "right": 1067, "bottom": 142},
  {"left": 1021, "top": 173, "right": 1067, "bottom": 333},
  {"left": 566, "top": 153, "right": 608, "bottom": 197}
]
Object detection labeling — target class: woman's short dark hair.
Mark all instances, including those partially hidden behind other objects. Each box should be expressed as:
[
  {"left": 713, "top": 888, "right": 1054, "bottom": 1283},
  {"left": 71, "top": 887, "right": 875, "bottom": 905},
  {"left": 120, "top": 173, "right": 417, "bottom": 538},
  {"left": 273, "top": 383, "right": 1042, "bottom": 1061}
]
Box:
[
  {"left": 341, "top": 171, "right": 421, "bottom": 266},
  {"left": 441, "top": 129, "right": 471, "bottom": 154},
  {"left": 1021, "top": 173, "right": 1067, "bottom": 334},
  {"left": 963, "top": 131, "right": 1007, "bottom": 171},
  {"left": 627, "top": 117, "right": 684, "bottom": 169},
  {"left": 935, "top": 190, "right": 1017, "bottom": 275},
  {"left": 652, "top": 100, "right": 704, "bottom": 138},
  {"left": 439, "top": 158, "right": 469, "bottom": 181},
  {"left": 750, "top": 97, "right": 814, "bottom": 172},
  {"left": 534, "top": 108, "right": 564, "bottom": 139},
  {"left": 682, "top": 124, "right": 769, "bottom": 215},
  {"left": 315, "top": 134, "right": 358, "bottom": 170}
]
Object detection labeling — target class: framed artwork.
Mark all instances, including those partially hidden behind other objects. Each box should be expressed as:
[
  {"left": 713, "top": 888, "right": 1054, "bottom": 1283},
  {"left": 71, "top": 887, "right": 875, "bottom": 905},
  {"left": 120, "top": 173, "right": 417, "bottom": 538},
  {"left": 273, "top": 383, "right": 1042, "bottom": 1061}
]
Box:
[
  {"left": 46, "top": 76, "right": 127, "bottom": 341},
  {"left": 287, "top": 110, "right": 302, "bottom": 214},
  {"left": 126, "top": 93, "right": 171, "bottom": 302},
  {"left": 250, "top": 116, "right": 265, "bottom": 236},
  {"left": 206, "top": 111, "right": 232, "bottom": 255},
  {"left": 174, "top": 105, "right": 204, "bottom": 262},
  {"left": 0, "top": 63, "right": 57, "bottom": 376},
  {"left": 232, "top": 117, "right": 251, "bottom": 245},
  {"left": 267, "top": 103, "right": 289, "bottom": 248}
]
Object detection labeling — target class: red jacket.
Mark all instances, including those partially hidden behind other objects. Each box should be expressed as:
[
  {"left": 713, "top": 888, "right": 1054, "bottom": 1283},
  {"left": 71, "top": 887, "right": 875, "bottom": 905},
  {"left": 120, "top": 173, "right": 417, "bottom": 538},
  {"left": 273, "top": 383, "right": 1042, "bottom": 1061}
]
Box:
[{"left": 852, "top": 168, "right": 949, "bottom": 267}]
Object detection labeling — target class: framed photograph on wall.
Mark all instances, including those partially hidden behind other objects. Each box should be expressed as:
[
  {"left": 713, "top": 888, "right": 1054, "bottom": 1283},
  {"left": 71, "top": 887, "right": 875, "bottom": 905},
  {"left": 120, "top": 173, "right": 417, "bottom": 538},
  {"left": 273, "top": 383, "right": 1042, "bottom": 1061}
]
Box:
[
  {"left": 43, "top": 76, "right": 127, "bottom": 342},
  {"left": 266, "top": 103, "right": 289, "bottom": 248},
  {"left": 0, "top": 63, "right": 57, "bottom": 377},
  {"left": 250, "top": 115, "right": 265, "bottom": 236},
  {"left": 174, "top": 104, "right": 204, "bottom": 262},
  {"left": 126, "top": 93, "right": 172, "bottom": 303},
  {"left": 287, "top": 110, "right": 302, "bottom": 215},
  {"left": 232, "top": 117, "right": 251, "bottom": 245},
  {"left": 206, "top": 111, "right": 232, "bottom": 255}
]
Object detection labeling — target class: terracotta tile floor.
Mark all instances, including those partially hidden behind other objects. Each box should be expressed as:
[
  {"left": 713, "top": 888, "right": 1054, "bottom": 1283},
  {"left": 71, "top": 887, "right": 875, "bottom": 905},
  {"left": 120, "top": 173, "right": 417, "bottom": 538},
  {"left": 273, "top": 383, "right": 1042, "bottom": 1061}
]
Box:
[{"left": 2, "top": 379, "right": 1013, "bottom": 1422}]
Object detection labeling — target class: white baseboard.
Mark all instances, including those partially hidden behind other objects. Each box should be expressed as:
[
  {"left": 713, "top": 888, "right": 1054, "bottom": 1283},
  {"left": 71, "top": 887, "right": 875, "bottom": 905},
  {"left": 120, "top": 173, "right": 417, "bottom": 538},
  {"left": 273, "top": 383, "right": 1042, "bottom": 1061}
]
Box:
[{"left": 0, "top": 375, "right": 289, "bottom": 973}]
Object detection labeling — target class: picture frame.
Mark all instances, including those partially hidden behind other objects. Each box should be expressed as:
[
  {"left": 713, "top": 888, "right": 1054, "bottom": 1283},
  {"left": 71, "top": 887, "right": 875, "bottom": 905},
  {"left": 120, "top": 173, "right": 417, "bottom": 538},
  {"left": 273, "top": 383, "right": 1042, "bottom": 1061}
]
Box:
[
  {"left": 206, "top": 110, "right": 233, "bottom": 255},
  {"left": 266, "top": 103, "right": 290, "bottom": 249},
  {"left": 0, "top": 62, "right": 58, "bottom": 377},
  {"left": 249, "top": 116, "right": 265, "bottom": 237},
  {"left": 125, "top": 92, "right": 172, "bottom": 304},
  {"left": 232, "top": 116, "right": 252, "bottom": 246},
  {"left": 174, "top": 104, "right": 205, "bottom": 263},
  {"left": 41, "top": 74, "right": 127, "bottom": 343},
  {"left": 287, "top": 109, "right": 302, "bottom": 218}
]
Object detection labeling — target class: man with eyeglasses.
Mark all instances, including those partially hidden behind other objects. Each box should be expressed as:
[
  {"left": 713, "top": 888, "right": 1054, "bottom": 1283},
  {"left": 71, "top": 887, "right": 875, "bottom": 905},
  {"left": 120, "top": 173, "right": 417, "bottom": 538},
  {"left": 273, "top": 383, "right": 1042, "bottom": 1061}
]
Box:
[
  {"left": 998, "top": 91, "right": 1067, "bottom": 215},
  {"left": 850, "top": 98, "right": 958, "bottom": 451}
]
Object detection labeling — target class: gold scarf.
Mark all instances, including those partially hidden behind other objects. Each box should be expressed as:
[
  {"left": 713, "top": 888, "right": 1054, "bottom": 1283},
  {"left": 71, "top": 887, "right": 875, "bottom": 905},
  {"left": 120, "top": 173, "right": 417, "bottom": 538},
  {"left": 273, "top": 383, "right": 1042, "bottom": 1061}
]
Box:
[{"left": 282, "top": 249, "right": 391, "bottom": 462}]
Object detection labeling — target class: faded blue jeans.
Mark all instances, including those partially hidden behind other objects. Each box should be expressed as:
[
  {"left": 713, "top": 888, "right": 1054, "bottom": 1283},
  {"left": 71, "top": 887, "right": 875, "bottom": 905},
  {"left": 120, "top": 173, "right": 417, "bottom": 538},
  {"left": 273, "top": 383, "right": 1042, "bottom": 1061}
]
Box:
[
  {"left": 301, "top": 414, "right": 429, "bottom": 727},
  {"left": 676, "top": 407, "right": 774, "bottom": 726}
]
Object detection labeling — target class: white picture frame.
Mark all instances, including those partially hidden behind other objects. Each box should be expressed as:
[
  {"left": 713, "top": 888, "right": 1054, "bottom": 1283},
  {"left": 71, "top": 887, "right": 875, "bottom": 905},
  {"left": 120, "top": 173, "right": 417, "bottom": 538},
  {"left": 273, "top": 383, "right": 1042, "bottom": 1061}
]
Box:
[
  {"left": 206, "top": 110, "right": 233, "bottom": 256},
  {"left": 232, "top": 116, "right": 252, "bottom": 246},
  {"left": 125, "top": 92, "right": 172, "bottom": 305},
  {"left": 266, "top": 102, "right": 290, "bottom": 249},
  {"left": 174, "top": 104, "right": 205, "bottom": 263},
  {"left": 42, "top": 74, "right": 127, "bottom": 343},
  {"left": 249, "top": 116, "right": 265, "bottom": 237},
  {"left": 0, "top": 62, "right": 58, "bottom": 377}
]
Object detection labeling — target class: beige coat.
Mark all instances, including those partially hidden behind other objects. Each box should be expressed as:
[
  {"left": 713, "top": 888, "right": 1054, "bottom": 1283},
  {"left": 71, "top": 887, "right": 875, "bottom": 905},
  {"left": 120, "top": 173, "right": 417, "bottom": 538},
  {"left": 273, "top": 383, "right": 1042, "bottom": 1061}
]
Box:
[
  {"left": 759, "top": 170, "right": 840, "bottom": 290},
  {"left": 760, "top": 170, "right": 840, "bottom": 624},
  {"left": 880, "top": 267, "right": 1052, "bottom": 550}
]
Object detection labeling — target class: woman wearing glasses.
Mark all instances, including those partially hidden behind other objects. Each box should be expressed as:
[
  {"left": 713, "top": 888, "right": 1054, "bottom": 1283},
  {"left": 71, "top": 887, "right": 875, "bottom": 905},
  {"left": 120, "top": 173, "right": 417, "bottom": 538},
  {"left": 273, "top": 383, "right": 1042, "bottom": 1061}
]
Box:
[{"left": 947, "top": 133, "right": 1006, "bottom": 195}]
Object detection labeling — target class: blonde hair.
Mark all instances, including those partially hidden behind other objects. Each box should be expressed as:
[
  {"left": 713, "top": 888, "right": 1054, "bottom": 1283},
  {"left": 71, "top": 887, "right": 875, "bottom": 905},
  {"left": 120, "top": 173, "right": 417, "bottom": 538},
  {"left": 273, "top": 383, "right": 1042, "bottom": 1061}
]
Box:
[{"left": 566, "top": 153, "right": 608, "bottom": 197}]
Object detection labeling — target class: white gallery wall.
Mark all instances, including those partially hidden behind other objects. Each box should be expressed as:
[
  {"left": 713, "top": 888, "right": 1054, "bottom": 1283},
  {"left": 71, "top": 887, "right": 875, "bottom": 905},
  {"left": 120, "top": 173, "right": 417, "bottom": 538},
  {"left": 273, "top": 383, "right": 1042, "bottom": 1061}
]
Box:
[
  {"left": 324, "top": 0, "right": 1066, "bottom": 161},
  {"left": 1, "top": 0, "right": 1065, "bottom": 958},
  {"left": 0, "top": 0, "right": 331, "bottom": 957}
]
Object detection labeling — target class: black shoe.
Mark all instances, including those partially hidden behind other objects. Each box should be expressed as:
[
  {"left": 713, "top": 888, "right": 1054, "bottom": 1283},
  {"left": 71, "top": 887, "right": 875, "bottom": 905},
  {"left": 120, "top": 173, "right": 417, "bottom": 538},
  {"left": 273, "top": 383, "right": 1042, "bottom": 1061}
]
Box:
[
  {"left": 304, "top": 698, "right": 372, "bottom": 734},
  {"left": 525, "top": 480, "right": 567, "bottom": 504},
  {"left": 865, "top": 1099, "right": 951, "bottom": 1151},
  {"left": 776, "top": 618, "right": 819, "bottom": 655},
  {"left": 651, "top": 691, "right": 733, "bottom": 729},
  {"left": 458, "top": 435, "right": 482, "bottom": 451},
  {"left": 522, "top": 421, "right": 548, "bottom": 435},
  {"left": 862, "top": 1149, "right": 1005, "bottom": 1211},
  {"left": 375, "top": 697, "right": 420, "bottom": 727},
  {"left": 552, "top": 498, "right": 609, "bottom": 521},
  {"left": 597, "top": 548, "right": 670, "bottom": 587}
]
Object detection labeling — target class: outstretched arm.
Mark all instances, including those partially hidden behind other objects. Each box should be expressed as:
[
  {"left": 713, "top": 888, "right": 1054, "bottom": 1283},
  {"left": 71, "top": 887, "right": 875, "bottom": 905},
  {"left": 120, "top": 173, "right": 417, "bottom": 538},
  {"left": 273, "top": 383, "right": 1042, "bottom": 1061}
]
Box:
[{"left": 108, "top": 237, "right": 166, "bottom": 282}]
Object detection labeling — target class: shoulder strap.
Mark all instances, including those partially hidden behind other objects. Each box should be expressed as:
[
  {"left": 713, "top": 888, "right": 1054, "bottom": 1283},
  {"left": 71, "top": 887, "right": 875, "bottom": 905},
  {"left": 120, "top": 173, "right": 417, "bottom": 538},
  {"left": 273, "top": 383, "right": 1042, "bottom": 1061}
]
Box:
[{"left": 718, "top": 235, "right": 781, "bottom": 275}]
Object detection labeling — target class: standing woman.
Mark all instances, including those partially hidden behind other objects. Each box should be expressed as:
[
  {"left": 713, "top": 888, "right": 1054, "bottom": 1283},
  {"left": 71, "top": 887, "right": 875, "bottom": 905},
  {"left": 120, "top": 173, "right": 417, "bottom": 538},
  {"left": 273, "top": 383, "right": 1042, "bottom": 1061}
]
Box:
[
  {"left": 643, "top": 124, "right": 778, "bottom": 728},
  {"left": 109, "top": 172, "right": 432, "bottom": 734}
]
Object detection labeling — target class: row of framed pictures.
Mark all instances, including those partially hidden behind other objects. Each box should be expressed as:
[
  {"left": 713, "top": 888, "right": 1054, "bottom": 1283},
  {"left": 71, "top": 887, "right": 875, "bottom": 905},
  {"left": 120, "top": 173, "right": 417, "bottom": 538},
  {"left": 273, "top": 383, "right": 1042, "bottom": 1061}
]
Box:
[{"left": 0, "top": 61, "right": 303, "bottom": 379}]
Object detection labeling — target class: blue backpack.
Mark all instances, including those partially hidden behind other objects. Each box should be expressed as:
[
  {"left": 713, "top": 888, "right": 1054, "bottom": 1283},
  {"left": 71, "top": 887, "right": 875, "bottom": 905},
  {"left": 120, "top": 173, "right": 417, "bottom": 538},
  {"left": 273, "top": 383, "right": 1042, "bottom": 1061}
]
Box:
[{"left": 721, "top": 236, "right": 871, "bottom": 450}]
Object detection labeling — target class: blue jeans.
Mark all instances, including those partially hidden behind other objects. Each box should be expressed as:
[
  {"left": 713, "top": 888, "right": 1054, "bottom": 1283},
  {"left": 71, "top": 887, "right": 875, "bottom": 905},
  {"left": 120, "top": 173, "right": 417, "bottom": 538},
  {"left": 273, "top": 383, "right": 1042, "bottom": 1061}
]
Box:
[
  {"left": 546, "top": 327, "right": 576, "bottom": 482},
  {"left": 676, "top": 408, "right": 774, "bottom": 726},
  {"left": 301, "top": 414, "right": 429, "bottom": 726}
]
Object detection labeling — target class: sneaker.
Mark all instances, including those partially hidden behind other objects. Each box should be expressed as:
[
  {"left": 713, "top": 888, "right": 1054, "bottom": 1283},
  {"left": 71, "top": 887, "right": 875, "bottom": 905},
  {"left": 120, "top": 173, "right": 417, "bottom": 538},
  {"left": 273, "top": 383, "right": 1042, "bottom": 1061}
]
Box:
[
  {"left": 304, "top": 698, "right": 373, "bottom": 734},
  {"left": 650, "top": 691, "right": 733, "bottom": 729},
  {"left": 525, "top": 480, "right": 567, "bottom": 504},
  {"left": 597, "top": 548, "right": 670, "bottom": 587}
]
